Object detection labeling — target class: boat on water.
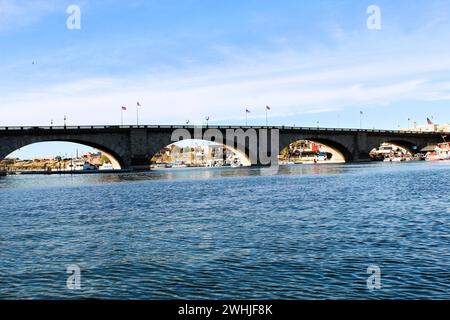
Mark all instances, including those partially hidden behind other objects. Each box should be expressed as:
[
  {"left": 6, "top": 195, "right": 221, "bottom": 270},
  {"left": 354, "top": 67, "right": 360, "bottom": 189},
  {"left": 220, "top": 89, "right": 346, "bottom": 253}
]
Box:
[
  {"left": 66, "top": 160, "right": 96, "bottom": 171},
  {"left": 383, "top": 155, "right": 405, "bottom": 162},
  {"left": 370, "top": 143, "right": 412, "bottom": 162},
  {"left": 425, "top": 142, "right": 450, "bottom": 161},
  {"left": 230, "top": 156, "right": 243, "bottom": 167}
]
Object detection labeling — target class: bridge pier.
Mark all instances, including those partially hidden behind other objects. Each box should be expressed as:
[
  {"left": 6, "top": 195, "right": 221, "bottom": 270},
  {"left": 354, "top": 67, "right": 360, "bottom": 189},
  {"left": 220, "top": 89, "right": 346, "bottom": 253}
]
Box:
[{"left": 351, "top": 132, "right": 372, "bottom": 162}]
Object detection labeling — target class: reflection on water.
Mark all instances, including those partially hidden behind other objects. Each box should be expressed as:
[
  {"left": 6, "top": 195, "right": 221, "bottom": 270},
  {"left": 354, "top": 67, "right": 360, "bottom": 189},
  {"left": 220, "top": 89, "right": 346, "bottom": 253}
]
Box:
[
  {"left": 0, "top": 164, "right": 351, "bottom": 189},
  {"left": 0, "top": 161, "right": 449, "bottom": 299}
]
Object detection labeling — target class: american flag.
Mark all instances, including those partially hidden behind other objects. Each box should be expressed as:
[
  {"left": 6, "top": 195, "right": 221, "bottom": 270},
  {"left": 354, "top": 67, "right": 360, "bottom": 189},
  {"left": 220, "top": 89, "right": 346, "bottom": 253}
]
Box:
[
  {"left": 427, "top": 117, "right": 434, "bottom": 125},
  {"left": 121, "top": 106, "right": 127, "bottom": 110},
  {"left": 246, "top": 109, "right": 251, "bottom": 113},
  {"left": 266, "top": 105, "right": 271, "bottom": 110},
  {"left": 137, "top": 102, "right": 141, "bottom": 107}
]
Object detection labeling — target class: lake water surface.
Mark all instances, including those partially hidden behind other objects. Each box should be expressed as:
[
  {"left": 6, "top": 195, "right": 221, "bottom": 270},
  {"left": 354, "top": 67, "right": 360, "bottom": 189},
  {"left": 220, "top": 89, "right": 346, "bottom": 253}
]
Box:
[{"left": 0, "top": 162, "right": 449, "bottom": 299}]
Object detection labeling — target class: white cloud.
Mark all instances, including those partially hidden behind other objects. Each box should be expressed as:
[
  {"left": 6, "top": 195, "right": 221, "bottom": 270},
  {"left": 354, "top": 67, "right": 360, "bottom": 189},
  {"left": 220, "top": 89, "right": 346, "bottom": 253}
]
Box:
[
  {"left": 1, "top": 48, "right": 450, "bottom": 127},
  {"left": 0, "top": 0, "right": 59, "bottom": 32}
]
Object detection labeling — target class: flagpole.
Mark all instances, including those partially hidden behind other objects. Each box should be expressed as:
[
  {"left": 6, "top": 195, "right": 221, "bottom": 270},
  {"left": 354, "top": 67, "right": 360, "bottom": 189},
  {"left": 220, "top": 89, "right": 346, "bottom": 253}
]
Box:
[
  {"left": 359, "top": 111, "right": 363, "bottom": 129},
  {"left": 136, "top": 104, "right": 139, "bottom": 126},
  {"left": 265, "top": 108, "right": 268, "bottom": 127},
  {"left": 245, "top": 111, "right": 248, "bottom": 126},
  {"left": 121, "top": 108, "right": 123, "bottom": 126}
]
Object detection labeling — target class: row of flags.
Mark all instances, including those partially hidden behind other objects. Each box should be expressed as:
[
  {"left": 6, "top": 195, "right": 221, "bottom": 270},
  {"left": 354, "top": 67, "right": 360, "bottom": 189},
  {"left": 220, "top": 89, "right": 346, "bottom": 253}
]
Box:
[
  {"left": 121, "top": 102, "right": 141, "bottom": 111},
  {"left": 246, "top": 106, "right": 271, "bottom": 113},
  {"left": 119, "top": 104, "right": 435, "bottom": 127}
]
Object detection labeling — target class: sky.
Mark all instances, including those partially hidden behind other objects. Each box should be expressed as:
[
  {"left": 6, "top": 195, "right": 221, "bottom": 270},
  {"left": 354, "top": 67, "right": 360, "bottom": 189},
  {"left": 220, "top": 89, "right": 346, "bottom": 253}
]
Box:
[{"left": 1, "top": 0, "right": 450, "bottom": 158}]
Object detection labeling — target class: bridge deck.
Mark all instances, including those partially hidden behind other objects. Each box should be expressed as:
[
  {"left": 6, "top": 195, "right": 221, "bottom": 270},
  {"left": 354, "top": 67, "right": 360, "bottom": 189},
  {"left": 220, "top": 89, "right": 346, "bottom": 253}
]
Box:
[{"left": 0, "top": 125, "right": 447, "bottom": 136}]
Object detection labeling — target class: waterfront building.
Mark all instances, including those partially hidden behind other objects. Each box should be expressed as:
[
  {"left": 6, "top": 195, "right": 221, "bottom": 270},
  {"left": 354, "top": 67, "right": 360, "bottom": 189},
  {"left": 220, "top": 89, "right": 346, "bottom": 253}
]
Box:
[{"left": 400, "top": 121, "right": 450, "bottom": 133}]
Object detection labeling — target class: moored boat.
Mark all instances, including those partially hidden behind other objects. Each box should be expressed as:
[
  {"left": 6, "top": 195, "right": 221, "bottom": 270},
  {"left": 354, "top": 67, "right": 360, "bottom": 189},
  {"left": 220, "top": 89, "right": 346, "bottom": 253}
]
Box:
[{"left": 425, "top": 141, "right": 450, "bottom": 161}]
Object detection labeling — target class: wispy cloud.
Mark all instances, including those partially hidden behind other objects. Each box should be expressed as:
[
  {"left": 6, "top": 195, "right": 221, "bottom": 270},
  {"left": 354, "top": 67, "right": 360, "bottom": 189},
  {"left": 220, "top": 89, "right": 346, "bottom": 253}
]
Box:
[
  {"left": 0, "top": 0, "right": 60, "bottom": 32},
  {"left": 1, "top": 46, "right": 450, "bottom": 126}
]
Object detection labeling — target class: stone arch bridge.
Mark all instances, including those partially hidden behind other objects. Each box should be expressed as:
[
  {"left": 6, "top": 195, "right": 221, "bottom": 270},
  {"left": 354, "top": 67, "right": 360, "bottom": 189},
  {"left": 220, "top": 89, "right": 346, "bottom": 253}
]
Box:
[{"left": 0, "top": 125, "right": 446, "bottom": 170}]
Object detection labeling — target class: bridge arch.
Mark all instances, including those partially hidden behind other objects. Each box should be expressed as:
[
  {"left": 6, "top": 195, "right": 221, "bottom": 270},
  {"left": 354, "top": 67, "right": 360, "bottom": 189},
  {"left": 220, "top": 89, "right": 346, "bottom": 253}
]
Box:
[
  {"left": 150, "top": 138, "right": 252, "bottom": 168},
  {"left": 381, "top": 139, "right": 421, "bottom": 154},
  {"left": 1, "top": 138, "right": 126, "bottom": 169},
  {"left": 305, "top": 138, "right": 352, "bottom": 161},
  {"left": 367, "top": 138, "right": 423, "bottom": 156},
  {"left": 279, "top": 136, "right": 353, "bottom": 163}
]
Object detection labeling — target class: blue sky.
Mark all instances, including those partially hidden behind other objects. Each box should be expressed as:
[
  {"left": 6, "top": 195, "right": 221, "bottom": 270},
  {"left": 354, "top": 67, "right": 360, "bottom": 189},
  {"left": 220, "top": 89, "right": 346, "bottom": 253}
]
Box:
[{"left": 1, "top": 0, "right": 450, "bottom": 158}]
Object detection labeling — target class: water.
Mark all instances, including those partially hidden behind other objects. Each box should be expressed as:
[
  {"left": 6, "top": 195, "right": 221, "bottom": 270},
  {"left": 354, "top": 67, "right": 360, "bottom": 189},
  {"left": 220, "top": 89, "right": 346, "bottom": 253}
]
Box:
[{"left": 0, "top": 162, "right": 449, "bottom": 299}]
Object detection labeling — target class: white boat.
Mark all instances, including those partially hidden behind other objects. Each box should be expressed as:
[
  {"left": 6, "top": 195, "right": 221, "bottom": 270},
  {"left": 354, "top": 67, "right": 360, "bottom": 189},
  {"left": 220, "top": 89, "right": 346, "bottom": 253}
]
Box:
[
  {"left": 99, "top": 163, "right": 114, "bottom": 170},
  {"left": 425, "top": 142, "right": 450, "bottom": 161},
  {"left": 384, "top": 157, "right": 405, "bottom": 162},
  {"left": 383, "top": 152, "right": 405, "bottom": 162},
  {"left": 230, "top": 156, "right": 242, "bottom": 167},
  {"left": 66, "top": 160, "right": 96, "bottom": 171}
]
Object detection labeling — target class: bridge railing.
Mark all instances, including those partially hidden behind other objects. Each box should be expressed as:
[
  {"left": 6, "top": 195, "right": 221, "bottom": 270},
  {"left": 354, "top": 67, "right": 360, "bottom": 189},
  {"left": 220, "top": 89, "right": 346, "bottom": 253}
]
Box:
[{"left": 0, "top": 125, "right": 446, "bottom": 135}]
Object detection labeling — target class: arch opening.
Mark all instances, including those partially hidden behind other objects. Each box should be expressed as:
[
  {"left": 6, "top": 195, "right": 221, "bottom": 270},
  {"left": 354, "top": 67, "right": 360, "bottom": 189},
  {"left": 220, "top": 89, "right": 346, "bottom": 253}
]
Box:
[
  {"left": 150, "top": 139, "right": 252, "bottom": 169},
  {"left": 279, "top": 139, "right": 347, "bottom": 164},
  {"left": 1, "top": 141, "right": 124, "bottom": 172},
  {"left": 369, "top": 141, "right": 422, "bottom": 162}
]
